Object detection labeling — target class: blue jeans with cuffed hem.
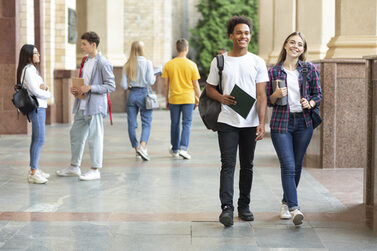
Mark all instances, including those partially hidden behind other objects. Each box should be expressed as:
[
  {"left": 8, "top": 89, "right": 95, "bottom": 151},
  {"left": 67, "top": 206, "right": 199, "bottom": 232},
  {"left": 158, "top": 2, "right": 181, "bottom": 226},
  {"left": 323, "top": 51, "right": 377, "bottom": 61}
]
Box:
[
  {"left": 126, "top": 87, "right": 153, "bottom": 148},
  {"left": 29, "top": 108, "right": 46, "bottom": 170},
  {"left": 271, "top": 112, "right": 313, "bottom": 211},
  {"left": 169, "top": 103, "right": 195, "bottom": 152}
]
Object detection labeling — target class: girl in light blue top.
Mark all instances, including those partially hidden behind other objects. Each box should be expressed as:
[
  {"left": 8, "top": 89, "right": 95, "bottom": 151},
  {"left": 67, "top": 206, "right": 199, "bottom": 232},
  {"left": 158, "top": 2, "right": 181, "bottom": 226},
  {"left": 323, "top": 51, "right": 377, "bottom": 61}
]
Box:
[{"left": 121, "top": 41, "right": 155, "bottom": 161}]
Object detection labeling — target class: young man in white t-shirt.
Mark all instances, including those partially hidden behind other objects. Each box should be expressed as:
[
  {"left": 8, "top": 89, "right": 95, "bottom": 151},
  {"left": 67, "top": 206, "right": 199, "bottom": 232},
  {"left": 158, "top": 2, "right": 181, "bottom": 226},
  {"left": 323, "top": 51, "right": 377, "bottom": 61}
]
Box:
[{"left": 206, "top": 16, "right": 269, "bottom": 227}]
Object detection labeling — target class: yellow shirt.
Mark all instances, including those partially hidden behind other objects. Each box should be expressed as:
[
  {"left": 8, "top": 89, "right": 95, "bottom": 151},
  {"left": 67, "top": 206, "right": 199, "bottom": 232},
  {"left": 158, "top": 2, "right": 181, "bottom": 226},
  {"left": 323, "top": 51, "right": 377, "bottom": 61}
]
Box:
[{"left": 161, "top": 57, "right": 200, "bottom": 104}]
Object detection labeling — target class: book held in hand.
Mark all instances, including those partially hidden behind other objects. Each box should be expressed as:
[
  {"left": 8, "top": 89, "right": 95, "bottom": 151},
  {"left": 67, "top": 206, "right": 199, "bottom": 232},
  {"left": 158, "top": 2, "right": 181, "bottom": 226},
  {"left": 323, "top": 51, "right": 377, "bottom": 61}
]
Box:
[
  {"left": 71, "top": 78, "right": 85, "bottom": 100},
  {"left": 228, "top": 84, "right": 256, "bottom": 119},
  {"left": 271, "top": 79, "right": 287, "bottom": 105}
]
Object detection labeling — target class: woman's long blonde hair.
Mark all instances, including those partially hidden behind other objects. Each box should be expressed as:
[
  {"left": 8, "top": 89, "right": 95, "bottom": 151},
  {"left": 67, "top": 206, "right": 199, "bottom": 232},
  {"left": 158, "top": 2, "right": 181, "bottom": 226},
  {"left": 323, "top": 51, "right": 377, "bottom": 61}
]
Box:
[{"left": 124, "top": 41, "right": 145, "bottom": 82}]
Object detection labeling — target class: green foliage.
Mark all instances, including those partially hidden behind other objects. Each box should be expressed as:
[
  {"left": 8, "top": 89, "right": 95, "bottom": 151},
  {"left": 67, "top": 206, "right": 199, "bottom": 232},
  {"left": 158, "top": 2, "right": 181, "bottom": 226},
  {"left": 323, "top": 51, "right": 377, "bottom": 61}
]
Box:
[{"left": 190, "top": 0, "right": 258, "bottom": 76}]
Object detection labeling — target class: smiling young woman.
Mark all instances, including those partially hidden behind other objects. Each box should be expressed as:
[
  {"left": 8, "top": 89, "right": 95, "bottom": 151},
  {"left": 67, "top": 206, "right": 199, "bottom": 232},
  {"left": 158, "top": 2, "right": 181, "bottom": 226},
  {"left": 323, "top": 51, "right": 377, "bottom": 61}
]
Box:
[{"left": 266, "top": 32, "right": 322, "bottom": 225}]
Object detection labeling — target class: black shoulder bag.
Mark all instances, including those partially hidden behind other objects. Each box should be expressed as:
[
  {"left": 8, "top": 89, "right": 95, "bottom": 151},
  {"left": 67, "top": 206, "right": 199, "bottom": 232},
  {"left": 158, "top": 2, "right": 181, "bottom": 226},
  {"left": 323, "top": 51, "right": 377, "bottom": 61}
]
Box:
[
  {"left": 12, "top": 67, "right": 39, "bottom": 122},
  {"left": 301, "top": 67, "right": 322, "bottom": 129},
  {"left": 199, "top": 54, "right": 224, "bottom": 131}
]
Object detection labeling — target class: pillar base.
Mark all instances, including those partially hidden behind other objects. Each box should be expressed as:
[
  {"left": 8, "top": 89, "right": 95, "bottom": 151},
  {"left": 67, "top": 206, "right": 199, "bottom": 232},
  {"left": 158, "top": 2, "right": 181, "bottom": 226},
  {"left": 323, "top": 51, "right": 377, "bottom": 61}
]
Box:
[{"left": 326, "top": 35, "right": 377, "bottom": 59}]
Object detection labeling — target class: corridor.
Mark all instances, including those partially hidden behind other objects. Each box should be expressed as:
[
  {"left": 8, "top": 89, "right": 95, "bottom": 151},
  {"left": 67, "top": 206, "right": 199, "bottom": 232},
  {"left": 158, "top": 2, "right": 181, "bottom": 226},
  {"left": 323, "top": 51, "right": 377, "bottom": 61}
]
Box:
[{"left": 0, "top": 110, "right": 375, "bottom": 250}]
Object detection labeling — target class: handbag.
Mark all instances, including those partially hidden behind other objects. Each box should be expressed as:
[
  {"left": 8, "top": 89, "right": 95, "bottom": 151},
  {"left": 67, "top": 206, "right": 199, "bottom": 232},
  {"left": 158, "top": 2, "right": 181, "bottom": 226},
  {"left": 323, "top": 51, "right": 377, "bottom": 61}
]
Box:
[
  {"left": 302, "top": 66, "right": 322, "bottom": 129},
  {"left": 199, "top": 55, "right": 224, "bottom": 131},
  {"left": 11, "top": 67, "right": 39, "bottom": 122},
  {"left": 145, "top": 87, "right": 159, "bottom": 109}
]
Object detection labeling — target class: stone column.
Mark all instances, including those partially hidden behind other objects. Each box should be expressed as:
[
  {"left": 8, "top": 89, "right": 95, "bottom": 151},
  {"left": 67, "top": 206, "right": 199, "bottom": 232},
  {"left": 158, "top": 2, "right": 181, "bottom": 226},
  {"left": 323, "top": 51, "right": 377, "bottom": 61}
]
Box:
[
  {"left": 54, "top": 0, "right": 76, "bottom": 70},
  {"left": 267, "top": 0, "right": 296, "bottom": 64},
  {"left": 364, "top": 56, "right": 377, "bottom": 233},
  {"left": 0, "top": 0, "right": 29, "bottom": 134},
  {"left": 86, "top": 0, "right": 125, "bottom": 66},
  {"left": 258, "top": 0, "right": 273, "bottom": 62},
  {"left": 296, "top": 0, "right": 335, "bottom": 60},
  {"left": 326, "top": 0, "right": 377, "bottom": 58}
]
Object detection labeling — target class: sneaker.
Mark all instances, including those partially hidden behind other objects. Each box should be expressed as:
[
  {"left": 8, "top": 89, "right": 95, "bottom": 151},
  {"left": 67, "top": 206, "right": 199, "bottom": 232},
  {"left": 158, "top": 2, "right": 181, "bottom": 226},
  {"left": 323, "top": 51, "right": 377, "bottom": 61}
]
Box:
[
  {"left": 238, "top": 207, "right": 254, "bottom": 221},
  {"left": 178, "top": 150, "right": 191, "bottom": 160},
  {"left": 36, "top": 169, "right": 50, "bottom": 179},
  {"left": 280, "top": 204, "right": 291, "bottom": 219},
  {"left": 136, "top": 154, "right": 142, "bottom": 160},
  {"left": 292, "top": 209, "right": 304, "bottom": 225},
  {"left": 79, "top": 169, "right": 101, "bottom": 181},
  {"left": 219, "top": 206, "right": 234, "bottom": 227},
  {"left": 56, "top": 166, "right": 81, "bottom": 177},
  {"left": 169, "top": 147, "right": 179, "bottom": 158},
  {"left": 28, "top": 172, "right": 48, "bottom": 184},
  {"left": 136, "top": 147, "right": 150, "bottom": 161}
]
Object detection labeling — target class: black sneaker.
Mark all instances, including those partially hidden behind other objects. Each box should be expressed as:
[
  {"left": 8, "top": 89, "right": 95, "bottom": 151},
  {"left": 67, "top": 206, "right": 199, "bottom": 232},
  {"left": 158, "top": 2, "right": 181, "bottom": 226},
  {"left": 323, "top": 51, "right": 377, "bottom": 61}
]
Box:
[
  {"left": 219, "top": 207, "right": 234, "bottom": 227},
  {"left": 238, "top": 207, "right": 254, "bottom": 221}
]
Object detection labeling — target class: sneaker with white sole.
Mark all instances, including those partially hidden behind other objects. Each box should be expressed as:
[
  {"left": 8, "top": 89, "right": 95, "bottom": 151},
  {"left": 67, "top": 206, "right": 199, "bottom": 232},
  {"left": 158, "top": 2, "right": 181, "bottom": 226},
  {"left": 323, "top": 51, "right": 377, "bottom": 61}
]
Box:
[
  {"left": 292, "top": 209, "right": 304, "bottom": 225},
  {"left": 169, "top": 147, "right": 179, "bottom": 158},
  {"left": 280, "top": 204, "right": 291, "bottom": 219},
  {"left": 179, "top": 150, "right": 191, "bottom": 160},
  {"left": 136, "top": 154, "right": 142, "bottom": 160},
  {"left": 136, "top": 147, "right": 150, "bottom": 161},
  {"left": 56, "top": 166, "right": 81, "bottom": 177},
  {"left": 28, "top": 172, "right": 48, "bottom": 184},
  {"left": 36, "top": 169, "right": 50, "bottom": 179},
  {"left": 79, "top": 169, "right": 101, "bottom": 181}
]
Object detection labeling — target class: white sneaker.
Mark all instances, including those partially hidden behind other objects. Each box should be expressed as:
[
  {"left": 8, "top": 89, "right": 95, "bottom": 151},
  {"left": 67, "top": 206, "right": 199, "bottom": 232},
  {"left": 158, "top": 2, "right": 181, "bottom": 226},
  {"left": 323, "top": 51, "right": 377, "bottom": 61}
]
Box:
[
  {"left": 179, "top": 150, "right": 191, "bottom": 160},
  {"left": 292, "top": 209, "right": 304, "bottom": 225},
  {"left": 169, "top": 147, "right": 179, "bottom": 158},
  {"left": 280, "top": 204, "right": 291, "bottom": 219},
  {"left": 79, "top": 169, "right": 101, "bottom": 181},
  {"left": 36, "top": 169, "right": 50, "bottom": 179},
  {"left": 136, "top": 154, "right": 142, "bottom": 160},
  {"left": 56, "top": 166, "right": 81, "bottom": 177},
  {"left": 28, "top": 172, "right": 48, "bottom": 184},
  {"left": 136, "top": 147, "right": 150, "bottom": 161}
]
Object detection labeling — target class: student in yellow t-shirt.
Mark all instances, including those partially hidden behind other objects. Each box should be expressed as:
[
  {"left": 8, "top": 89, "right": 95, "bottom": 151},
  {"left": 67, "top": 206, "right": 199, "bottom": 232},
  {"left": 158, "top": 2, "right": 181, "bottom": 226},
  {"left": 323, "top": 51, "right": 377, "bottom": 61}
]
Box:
[{"left": 162, "top": 38, "right": 201, "bottom": 160}]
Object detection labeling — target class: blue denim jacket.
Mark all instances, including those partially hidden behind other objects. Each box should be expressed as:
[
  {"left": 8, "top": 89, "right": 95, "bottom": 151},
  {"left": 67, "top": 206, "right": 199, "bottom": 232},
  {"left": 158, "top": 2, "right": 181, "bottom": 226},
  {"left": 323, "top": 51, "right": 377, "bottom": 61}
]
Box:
[{"left": 72, "top": 52, "right": 116, "bottom": 117}]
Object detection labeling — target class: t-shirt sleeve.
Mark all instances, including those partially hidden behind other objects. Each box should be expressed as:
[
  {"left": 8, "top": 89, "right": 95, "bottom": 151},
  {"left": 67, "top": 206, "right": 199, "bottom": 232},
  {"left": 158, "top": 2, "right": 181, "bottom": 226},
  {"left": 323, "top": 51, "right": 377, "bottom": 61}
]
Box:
[
  {"left": 206, "top": 57, "right": 219, "bottom": 86},
  {"left": 161, "top": 62, "right": 169, "bottom": 79},
  {"left": 255, "top": 58, "right": 269, "bottom": 84},
  {"left": 192, "top": 63, "right": 200, "bottom": 80}
]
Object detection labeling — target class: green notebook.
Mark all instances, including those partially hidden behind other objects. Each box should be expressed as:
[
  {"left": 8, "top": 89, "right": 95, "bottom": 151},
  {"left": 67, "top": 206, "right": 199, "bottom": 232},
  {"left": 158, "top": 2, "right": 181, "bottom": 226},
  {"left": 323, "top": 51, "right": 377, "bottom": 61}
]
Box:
[{"left": 228, "top": 84, "right": 256, "bottom": 119}]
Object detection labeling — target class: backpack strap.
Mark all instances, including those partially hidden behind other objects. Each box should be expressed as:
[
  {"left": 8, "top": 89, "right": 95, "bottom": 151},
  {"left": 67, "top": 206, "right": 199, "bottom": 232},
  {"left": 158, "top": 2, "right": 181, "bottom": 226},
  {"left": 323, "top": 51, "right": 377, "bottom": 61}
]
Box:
[
  {"left": 216, "top": 54, "right": 224, "bottom": 94},
  {"left": 301, "top": 65, "right": 309, "bottom": 98},
  {"left": 79, "top": 56, "right": 87, "bottom": 78}
]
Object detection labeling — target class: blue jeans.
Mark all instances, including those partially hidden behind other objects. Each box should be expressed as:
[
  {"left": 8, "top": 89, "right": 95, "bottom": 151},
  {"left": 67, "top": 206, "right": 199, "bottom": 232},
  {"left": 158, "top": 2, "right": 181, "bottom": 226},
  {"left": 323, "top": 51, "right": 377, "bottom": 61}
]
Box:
[
  {"left": 169, "top": 103, "right": 195, "bottom": 152},
  {"left": 29, "top": 108, "right": 46, "bottom": 170},
  {"left": 271, "top": 113, "right": 313, "bottom": 210},
  {"left": 126, "top": 87, "right": 153, "bottom": 148},
  {"left": 217, "top": 123, "right": 257, "bottom": 210}
]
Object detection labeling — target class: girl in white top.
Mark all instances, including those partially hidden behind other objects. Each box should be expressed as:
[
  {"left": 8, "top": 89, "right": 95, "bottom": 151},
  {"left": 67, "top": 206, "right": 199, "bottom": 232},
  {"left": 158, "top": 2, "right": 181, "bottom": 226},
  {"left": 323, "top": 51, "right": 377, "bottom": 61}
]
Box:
[{"left": 16, "top": 44, "right": 51, "bottom": 184}]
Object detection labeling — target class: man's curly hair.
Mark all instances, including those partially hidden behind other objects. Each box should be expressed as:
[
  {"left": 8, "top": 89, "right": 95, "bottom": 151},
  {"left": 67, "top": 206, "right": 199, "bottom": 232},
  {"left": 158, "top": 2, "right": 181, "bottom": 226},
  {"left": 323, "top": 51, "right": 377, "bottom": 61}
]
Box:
[{"left": 227, "top": 16, "right": 253, "bottom": 37}]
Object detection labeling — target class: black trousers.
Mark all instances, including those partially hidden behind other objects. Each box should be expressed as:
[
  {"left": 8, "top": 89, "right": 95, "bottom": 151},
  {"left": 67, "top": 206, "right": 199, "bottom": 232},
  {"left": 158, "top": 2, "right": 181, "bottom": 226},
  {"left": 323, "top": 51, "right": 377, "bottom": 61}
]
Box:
[{"left": 217, "top": 123, "right": 257, "bottom": 210}]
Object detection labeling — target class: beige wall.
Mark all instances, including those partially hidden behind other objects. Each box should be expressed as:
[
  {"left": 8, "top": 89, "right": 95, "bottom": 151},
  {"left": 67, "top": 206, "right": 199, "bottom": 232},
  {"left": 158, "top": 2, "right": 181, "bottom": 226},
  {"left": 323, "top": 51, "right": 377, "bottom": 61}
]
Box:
[{"left": 259, "top": 0, "right": 377, "bottom": 63}]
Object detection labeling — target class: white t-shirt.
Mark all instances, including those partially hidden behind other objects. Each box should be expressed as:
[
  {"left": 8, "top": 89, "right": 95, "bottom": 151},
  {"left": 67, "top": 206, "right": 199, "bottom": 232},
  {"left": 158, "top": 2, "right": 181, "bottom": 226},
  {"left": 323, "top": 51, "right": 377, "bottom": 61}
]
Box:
[
  {"left": 206, "top": 52, "right": 269, "bottom": 128},
  {"left": 79, "top": 57, "right": 97, "bottom": 110},
  {"left": 283, "top": 67, "right": 302, "bottom": 113}
]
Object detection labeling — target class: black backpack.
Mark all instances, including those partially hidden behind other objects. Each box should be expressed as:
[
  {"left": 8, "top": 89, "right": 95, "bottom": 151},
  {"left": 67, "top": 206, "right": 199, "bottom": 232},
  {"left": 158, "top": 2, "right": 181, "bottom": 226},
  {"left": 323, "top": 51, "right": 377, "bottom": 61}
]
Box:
[{"left": 198, "top": 55, "right": 224, "bottom": 131}]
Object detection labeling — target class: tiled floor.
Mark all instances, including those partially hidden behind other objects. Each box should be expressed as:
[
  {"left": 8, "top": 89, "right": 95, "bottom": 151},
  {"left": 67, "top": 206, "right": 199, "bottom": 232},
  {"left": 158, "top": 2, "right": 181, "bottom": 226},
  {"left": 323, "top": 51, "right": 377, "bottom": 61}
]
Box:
[{"left": 0, "top": 110, "right": 375, "bottom": 250}]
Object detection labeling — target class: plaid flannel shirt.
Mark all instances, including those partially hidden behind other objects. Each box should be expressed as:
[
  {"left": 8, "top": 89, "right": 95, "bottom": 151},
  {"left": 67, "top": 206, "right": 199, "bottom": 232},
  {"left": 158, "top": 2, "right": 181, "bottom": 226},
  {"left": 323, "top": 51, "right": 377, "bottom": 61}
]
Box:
[{"left": 266, "top": 61, "right": 322, "bottom": 133}]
